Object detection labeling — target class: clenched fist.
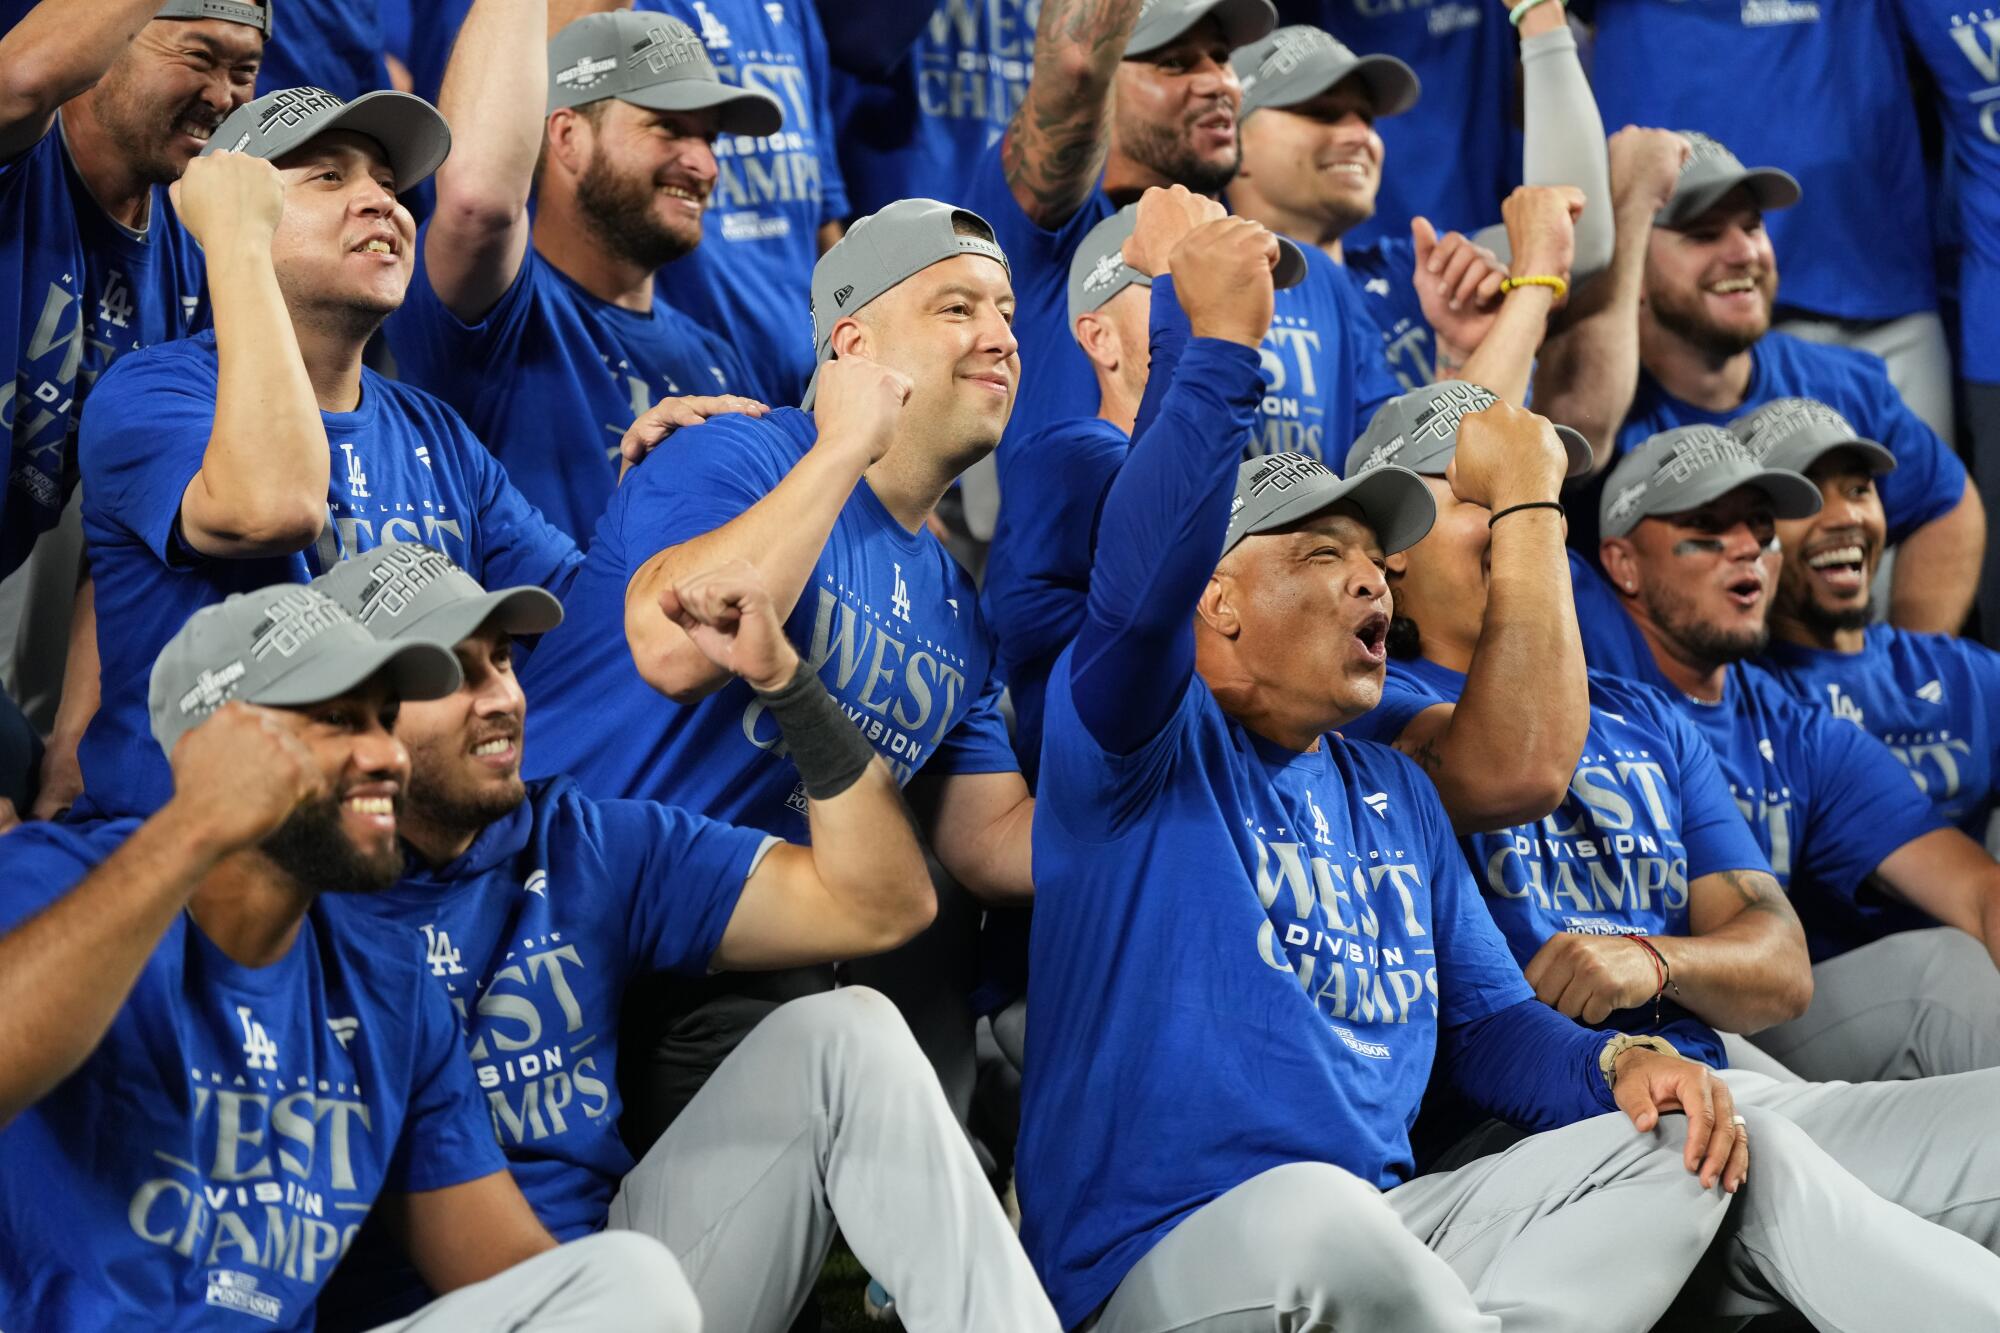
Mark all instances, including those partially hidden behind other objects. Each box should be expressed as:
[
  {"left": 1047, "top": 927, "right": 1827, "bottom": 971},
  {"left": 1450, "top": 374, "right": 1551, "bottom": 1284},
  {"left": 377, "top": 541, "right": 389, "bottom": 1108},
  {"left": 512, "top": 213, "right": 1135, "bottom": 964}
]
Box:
[
  {"left": 659, "top": 559, "right": 801, "bottom": 693},
  {"left": 1122, "top": 184, "right": 1227, "bottom": 278},
  {"left": 164, "top": 702, "right": 329, "bottom": 852},
  {"left": 1500, "top": 184, "right": 1585, "bottom": 296},
  {"left": 812, "top": 354, "right": 913, "bottom": 470},
  {"left": 1610, "top": 126, "right": 1694, "bottom": 218},
  {"left": 1170, "top": 217, "right": 1282, "bottom": 348},
  {"left": 169, "top": 151, "right": 286, "bottom": 253},
  {"left": 1448, "top": 398, "right": 1569, "bottom": 513}
]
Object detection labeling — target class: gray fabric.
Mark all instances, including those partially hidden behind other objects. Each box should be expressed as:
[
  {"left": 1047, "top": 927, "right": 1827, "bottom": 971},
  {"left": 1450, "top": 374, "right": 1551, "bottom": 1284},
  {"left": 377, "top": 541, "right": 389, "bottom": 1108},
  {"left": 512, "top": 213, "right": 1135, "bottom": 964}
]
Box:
[
  {"left": 1520, "top": 24, "right": 1612, "bottom": 282},
  {"left": 1657, "top": 132, "right": 1800, "bottom": 230},
  {"left": 367, "top": 1230, "right": 700, "bottom": 1332},
  {"left": 1730, "top": 398, "right": 1897, "bottom": 478},
  {"left": 0, "top": 484, "right": 85, "bottom": 731},
  {"left": 1087, "top": 1111, "right": 1728, "bottom": 1332},
  {"left": 1716, "top": 1031, "right": 1806, "bottom": 1083},
  {"left": 1773, "top": 310, "right": 1956, "bottom": 440},
  {"left": 545, "top": 11, "right": 783, "bottom": 132},
  {"left": 1598, "top": 425, "right": 1820, "bottom": 538},
  {"left": 1746, "top": 927, "right": 2000, "bottom": 1080},
  {"left": 608, "top": 988, "right": 1058, "bottom": 1333},
  {"left": 1232, "top": 26, "right": 1419, "bottom": 120},
  {"left": 204, "top": 88, "right": 451, "bottom": 192},
  {"left": 1346, "top": 381, "right": 1591, "bottom": 479},
  {"left": 1223, "top": 453, "right": 1434, "bottom": 557},
  {"left": 1971, "top": 378, "right": 2000, "bottom": 650}
]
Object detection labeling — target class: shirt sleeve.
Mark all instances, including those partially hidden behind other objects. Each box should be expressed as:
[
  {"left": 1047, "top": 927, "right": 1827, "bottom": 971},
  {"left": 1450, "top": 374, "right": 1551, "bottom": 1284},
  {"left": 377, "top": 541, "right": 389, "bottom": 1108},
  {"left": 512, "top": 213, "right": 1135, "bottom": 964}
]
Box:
[
  {"left": 384, "top": 223, "right": 537, "bottom": 379},
  {"left": 0, "top": 826, "right": 99, "bottom": 935},
  {"left": 1419, "top": 765, "right": 1538, "bottom": 1026},
  {"left": 78, "top": 349, "right": 221, "bottom": 569},
  {"left": 1338, "top": 664, "right": 1447, "bottom": 746},
  {"left": 608, "top": 799, "right": 767, "bottom": 974},
  {"left": 463, "top": 421, "right": 586, "bottom": 601},
  {"left": 926, "top": 664, "right": 1022, "bottom": 776},
  {"left": 610, "top": 414, "right": 790, "bottom": 576},
  {"left": 1795, "top": 705, "right": 1950, "bottom": 899},
  {"left": 385, "top": 971, "right": 512, "bottom": 1194},
  {"left": 1858, "top": 356, "right": 1966, "bottom": 542}
]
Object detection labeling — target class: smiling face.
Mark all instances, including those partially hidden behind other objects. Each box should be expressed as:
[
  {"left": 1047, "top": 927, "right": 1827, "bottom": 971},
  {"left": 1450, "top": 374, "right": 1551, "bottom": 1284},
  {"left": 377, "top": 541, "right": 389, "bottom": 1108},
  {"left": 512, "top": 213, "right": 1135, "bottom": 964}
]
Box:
[
  {"left": 258, "top": 678, "right": 410, "bottom": 895},
  {"left": 268, "top": 131, "right": 416, "bottom": 337},
  {"left": 1644, "top": 192, "right": 1779, "bottom": 359},
  {"left": 78, "top": 15, "right": 264, "bottom": 184},
  {"left": 1772, "top": 451, "right": 1886, "bottom": 639},
  {"left": 1235, "top": 78, "right": 1383, "bottom": 236},
  {"left": 1112, "top": 18, "right": 1245, "bottom": 196},
  {"left": 564, "top": 100, "right": 721, "bottom": 270},
  {"left": 1608, "top": 485, "right": 1781, "bottom": 670},
  {"left": 397, "top": 624, "right": 530, "bottom": 856}
]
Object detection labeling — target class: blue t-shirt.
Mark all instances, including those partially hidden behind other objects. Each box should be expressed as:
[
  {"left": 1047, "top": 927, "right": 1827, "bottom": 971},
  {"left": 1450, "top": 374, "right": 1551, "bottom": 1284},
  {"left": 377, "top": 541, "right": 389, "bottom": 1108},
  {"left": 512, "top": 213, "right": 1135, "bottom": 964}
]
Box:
[
  {"left": 981, "top": 414, "right": 1129, "bottom": 783},
  {"left": 1896, "top": 0, "right": 2000, "bottom": 381},
  {"left": 1346, "top": 658, "right": 1775, "bottom": 1067},
  {"left": 1020, "top": 658, "right": 1537, "bottom": 1325},
  {"left": 1584, "top": 0, "right": 1933, "bottom": 322},
  {"left": 1346, "top": 235, "right": 1441, "bottom": 391},
  {"left": 324, "top": 777, "right": 767, "bottom": 1248},
  {"left": 1277, "top": 0, "right": 1519, "bottom": 247},
  {"left": 1574, "top": 602, "right": 1949, "bottom": 961},
  {"left": 1761, "top": 628, "right": 2000, "bottom": 841},
  {"left": 825, "top": 0, "right": 1034, "bottom": 216},
  {"left": 386, "top": 231, "right": 763, "bottom": 543},
  {"left": 75, "top": 332, "right": 583, "bottom": 817},
  {"left": 635, "top": 0, "right": 850, "bottom": 405},
  {"left": 0, "top": 818, "right": 506, "bottom": 1332},
  {"left": 519, "top": 407, "right": 1017, "bottom": 835},
  {"left": 1, "top": 125, "right": 208, "bottom": 580},
  {"left": 255, "top": 0, "right": 392, "bottom": 101}
]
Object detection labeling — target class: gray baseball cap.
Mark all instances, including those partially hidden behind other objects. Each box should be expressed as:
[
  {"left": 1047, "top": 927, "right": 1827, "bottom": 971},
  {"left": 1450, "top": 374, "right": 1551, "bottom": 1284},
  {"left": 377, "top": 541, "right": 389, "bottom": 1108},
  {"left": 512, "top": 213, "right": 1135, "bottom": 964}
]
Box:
[
  {"left": 148, "top": 584, "right": 462, "bottom": 756},
  {"left": 203, "top": 86, "right": 452, "bottom": 192},
  {"left": 1234, "top": 26, "right": 1419, "bottom": 120},
  {"left": 312, "top": 544, "right": 563, "bottom": 652},
  {"left": 1599, "top": 424, "right": 1821, "bottom": 539},
  {"left": 1345, "top": 382, "right": 1592, "bottom": 481},
  {"left": 1657, "top": 130, "right": 1800, "bottom": 229},
  {"left": 801, "top": 198, "right": 1011, "bottom": 408},
  {"left": 1223, "top": 451, "right": 1435, "bottom": 558},
  {"left": 546, "top": 11, "right": 783, "bottom": 134},
  {"left": 1730, "top": 397, "right": 1896, "bottom": 479},
  {"left": 1066, "top": 202, "right": 1308, "bottom": 326},
  {"left": 1128, "top": 0, "right": 1278, "bottom": 56},
  {"left": 158, "top": 0, "right": 271, "bottom": 34}
]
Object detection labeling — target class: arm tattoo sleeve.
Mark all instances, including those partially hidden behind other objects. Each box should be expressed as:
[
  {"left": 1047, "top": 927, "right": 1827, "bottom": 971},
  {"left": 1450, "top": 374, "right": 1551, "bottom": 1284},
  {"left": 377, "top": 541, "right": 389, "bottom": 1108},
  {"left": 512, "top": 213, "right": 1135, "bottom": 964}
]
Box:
[{"left": 1001, "top": 0, "right": 1145, "bottom": 226}]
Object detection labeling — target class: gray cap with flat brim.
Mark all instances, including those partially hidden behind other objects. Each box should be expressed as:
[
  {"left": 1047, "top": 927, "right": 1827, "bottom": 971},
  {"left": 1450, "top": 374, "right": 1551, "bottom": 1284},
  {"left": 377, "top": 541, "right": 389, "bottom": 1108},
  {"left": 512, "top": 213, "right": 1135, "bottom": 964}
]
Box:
[
  {"left": 312, "top": 543, "right": 563, "bottom": 652},
  {"left": 157, "top": 0, "right": 272, "bottom": 34},
  {"left": 1345, "top": 382, "right": 1592, "bottom": 481},
  {"left": 1599, "top": 424, "right": 1822, "bottom": 539},
  {"left": 1224, "top": 451, "right": 1435, "bottom": 558},
  {"left": 203, "top": 86, "right": 452, "bottom": 192},
  {"left": 546, "top": 12, "right": 784, "bottom": 135},
  {"left": 1730, "top": 397, "right": 1897, "bottom": 479},
  {"left": 801, "top": 198, "right": 1011, "bottom": 408},
  {"left": 1657, "top": 130, "right": 1800, "bottom": 229},
  {"left": 149, "top": 583, "right": 462, "bottom": 757},
  {"left": 1066, "top": 201, "right": 1309, "bottom": 326},
  {"left": 1128, "top": 0, "right": 1278, "bottom": 55},
  {"left": 1234, "top": 25, "right": 1419, "bottom": 120}
]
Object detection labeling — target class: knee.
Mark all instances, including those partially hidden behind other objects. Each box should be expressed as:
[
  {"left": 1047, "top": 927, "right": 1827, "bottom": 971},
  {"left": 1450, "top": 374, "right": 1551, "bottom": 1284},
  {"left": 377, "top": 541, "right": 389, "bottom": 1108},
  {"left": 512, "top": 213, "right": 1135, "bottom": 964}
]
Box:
[
  {"left": 569, "top": 1231, "right": 703, "bottom": 1332},
  {"left": 1248, "top": 1164, "right": 1437, "bottom": 1298},
  {"left": 773, "top": 986, "right": 928, "bottom": 1078}
]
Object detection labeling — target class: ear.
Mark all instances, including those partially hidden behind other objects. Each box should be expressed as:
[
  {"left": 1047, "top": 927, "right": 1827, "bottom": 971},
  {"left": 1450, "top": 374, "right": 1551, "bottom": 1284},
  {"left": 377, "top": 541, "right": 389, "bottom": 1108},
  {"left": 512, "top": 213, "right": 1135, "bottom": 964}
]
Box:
[
  {"left": 828, "top": 315, "right": 871, "bottom": 360},
  {"left": 1195, "top": 573, "right": 1240, "bottom": 638},
  {"left": 1599, "top": 537, "right": 1639, "bottom": 597},
  {"left": 1383, "top": 548, "right": 1409, "bottom": 584},
  {"left": 545, "top": 108, "right": 588, "bottom": 178},
  {"left": 1073, "top": 310, "right": 1120, "bottom": 374}
]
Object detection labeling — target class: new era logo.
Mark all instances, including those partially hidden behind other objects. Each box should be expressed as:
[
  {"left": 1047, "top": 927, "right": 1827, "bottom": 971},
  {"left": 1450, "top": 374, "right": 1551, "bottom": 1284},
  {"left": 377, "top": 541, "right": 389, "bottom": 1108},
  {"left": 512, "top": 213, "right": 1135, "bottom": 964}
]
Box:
[
  {"left": 833, "top": 284, "right": 854, "bottom": 307},
  {"left": 1363, "top": 792, "right": 1389, "bottom": 818}
]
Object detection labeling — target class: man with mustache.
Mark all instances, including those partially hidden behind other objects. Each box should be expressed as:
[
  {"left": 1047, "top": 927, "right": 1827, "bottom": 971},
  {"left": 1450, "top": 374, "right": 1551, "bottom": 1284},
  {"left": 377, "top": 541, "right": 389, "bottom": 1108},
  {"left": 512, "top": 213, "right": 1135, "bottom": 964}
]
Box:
[
  {"left": 0, "top": 0, "right": 267, "bottom": 825},
  {"left": 71, "top": 84, "right": 584, "bottom": 822},
  {"left": 386, "top": 6, "right": 773, "bottom": 543},
  {"left": 0, "top": 584, "right": 698, "bottom": 1331},
  {"left": 310, "top": 542, "right": 1058, "bottom": 1331},
  {"left": 1571, "top": 426, "right": 2000, "bottom": 1081}
]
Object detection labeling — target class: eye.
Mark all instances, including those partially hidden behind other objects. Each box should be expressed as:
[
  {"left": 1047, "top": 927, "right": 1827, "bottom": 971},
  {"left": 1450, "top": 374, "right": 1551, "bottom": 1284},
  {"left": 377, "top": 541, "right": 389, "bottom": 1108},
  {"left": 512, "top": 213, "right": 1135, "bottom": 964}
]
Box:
[{"left": 317, "top": 168, "right": 342, "bottom": 183}]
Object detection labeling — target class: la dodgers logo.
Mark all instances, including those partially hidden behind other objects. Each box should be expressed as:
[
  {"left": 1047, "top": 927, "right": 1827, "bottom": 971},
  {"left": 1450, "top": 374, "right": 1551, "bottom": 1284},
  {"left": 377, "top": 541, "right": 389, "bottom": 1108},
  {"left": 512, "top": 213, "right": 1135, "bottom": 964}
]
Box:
[
  {"left": 338, "top": 441, "right": 369, "bottom": 498},
  {"left": 236, "top": 1005, "right": 278, "bottom": 1071},
  {"left": 890, "top": 562, "right": 912, "bottom": 623}
]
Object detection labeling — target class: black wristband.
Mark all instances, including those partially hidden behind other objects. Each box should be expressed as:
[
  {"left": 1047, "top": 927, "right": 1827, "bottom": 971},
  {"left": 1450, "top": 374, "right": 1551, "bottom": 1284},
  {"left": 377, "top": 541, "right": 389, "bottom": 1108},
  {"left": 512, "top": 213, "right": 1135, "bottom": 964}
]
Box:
[
  {"left": 1488, "top": 500, "right": 1565, "bottom": 528},
  {"left": 754, "top": 659, "right": 877, "bottom": 800}
]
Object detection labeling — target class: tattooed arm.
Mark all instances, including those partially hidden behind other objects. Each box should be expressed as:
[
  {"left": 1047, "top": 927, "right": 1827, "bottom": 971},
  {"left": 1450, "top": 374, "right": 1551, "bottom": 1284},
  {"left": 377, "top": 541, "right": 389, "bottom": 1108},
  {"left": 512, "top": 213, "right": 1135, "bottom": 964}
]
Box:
[{"left": 1001, "top": 0, "right": 1146, "bottom": 228}]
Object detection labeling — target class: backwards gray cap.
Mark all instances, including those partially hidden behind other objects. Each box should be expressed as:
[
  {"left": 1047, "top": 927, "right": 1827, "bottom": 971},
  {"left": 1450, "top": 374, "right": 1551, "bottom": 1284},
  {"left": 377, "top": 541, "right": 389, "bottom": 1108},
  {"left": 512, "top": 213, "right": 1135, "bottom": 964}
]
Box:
[
  {"left": 1066, "top": 201, "right": 1308, "bottom": 327},
  {"left": 1234, "top": 25, "right": 1419, "bottom": 120},
  {"left": 1599, "top": 424, "right": 1821, "bottom": 539},
  {"left": 157, "top": 0, "right": 271, "bottom": 35},
  {"left": 148, "top": 583, "right": 462, "bottom": 757},
  {"left": 1224, "top": 451, "right": 1435, "bottom": 558},
  {"left": 1129, "top": 0, "right": 1278, "bottom": 55},
  {"left": 312, "top": 543, "right": 563, "bottom": 652},
  {"left": 203, "top": 86, "right": 452, "bottom": 192},
  {"left": 1658, "top": 130, "right": 1801, "bottom": 229},
  {"left": 1345, "top": 382, "right": 1592, "bottom": 481},
  {"left": 546, "top": 12, "right": 783, "bottom": 134},
  {"left": 1730, "top": 397, "right": 1896, "bottom": 479},
  {"left": 802, "top": 198, "right": 1011, "bottom": 408}
]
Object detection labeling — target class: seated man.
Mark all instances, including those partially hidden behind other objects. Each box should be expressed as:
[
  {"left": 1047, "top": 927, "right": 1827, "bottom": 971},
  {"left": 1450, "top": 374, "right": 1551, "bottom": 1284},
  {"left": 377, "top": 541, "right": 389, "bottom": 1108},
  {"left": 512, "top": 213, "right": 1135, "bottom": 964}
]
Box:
[
  {"left": 0, "top": 585, "right": 692, "bottom": 1331},
  {"left": 1578, "top": 425, "right": 2000, "bottom": 1080},
  {"left": 311, "top": 543, "right": 1057, "bottom": 1332},
  {"left": 75, "top": 84, "right": 582, "bottom": 818},
  {"left": 1739, "top": 397, "right": 2000, "bottom": 846}
]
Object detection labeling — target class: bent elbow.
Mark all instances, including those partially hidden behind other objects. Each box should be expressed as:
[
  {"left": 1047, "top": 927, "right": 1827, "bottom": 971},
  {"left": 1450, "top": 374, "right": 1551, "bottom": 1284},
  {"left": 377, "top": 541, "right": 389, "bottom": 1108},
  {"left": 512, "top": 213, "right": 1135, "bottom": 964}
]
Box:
[
  {"left": 628, "top": 638, "right": 725, "bottom": 705},
  {"left": 1447, "top": 768, "right": 1572, "bottom": 835}
]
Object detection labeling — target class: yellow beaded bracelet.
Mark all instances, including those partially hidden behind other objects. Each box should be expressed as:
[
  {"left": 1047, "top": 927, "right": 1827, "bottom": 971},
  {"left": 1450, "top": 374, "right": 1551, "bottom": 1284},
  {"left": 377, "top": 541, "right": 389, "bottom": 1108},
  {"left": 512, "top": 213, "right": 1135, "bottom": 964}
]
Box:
[{"left": 1499, "top": 273, "right": 1569, "bottom": 302}]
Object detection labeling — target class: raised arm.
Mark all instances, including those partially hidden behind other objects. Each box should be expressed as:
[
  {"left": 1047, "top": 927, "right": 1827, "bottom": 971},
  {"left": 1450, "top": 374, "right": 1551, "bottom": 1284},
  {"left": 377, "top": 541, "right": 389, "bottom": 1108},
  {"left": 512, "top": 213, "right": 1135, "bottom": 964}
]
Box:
[
  {"left": 1531, "top": 128, "right": 1691, "bottom": 472},
  {"left": 1517, "top": 5, "right": 1612, "bottom": 280},
  {"left": 1874, "top": 828, "right": 2000, "bottom": 973},
  {"left": 423, "top": 0, "right": 545, "bottom": 321},
  {"left": 0, "top": 0, "right": 169, "bottom": 160},
  {"left": 1418, "top": 185, "right": 1582, "bottom": 404},
  {"left": 171, "top": 151, "right": 333, "bottom": 556},
  {"left": 0, "top": 702, "right": 324, "bottom": 1127},
  {"left": 1001, "top": 0, "right": 1146, "bottom": 228},
  {"left": 624, "top": 357, "right": 908, "bottom": 703}
]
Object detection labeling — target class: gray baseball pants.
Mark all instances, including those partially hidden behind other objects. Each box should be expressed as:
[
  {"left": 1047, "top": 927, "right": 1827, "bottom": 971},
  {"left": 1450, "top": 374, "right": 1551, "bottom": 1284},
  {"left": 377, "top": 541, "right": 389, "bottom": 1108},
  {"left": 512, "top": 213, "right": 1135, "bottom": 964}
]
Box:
[
  {"left": 607, "top": 986, "right": 1059, "bottom": 1333},
  {"left": 1774, "top": 310, "right": 1956, "bottom": 439},
  {"left": 369, "top": 1230, "right": 699, "bottom": 1331},
  {"left": 1745, "top": 927, "right": 2000, "bottom": 1080}
]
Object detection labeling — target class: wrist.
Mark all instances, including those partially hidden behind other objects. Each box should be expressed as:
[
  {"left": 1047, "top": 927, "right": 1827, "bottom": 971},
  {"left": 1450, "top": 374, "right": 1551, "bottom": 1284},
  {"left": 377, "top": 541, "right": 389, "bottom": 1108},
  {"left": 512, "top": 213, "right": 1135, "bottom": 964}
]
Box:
[
  {"left": 1598, "top": 1033, "right": 1679, "bottom": 1090},
  {"left": 151, "top": 798, "right": 245, "bottom": 865},
  {"left": 1185, "top": 319, "right": 1262, "bottom": 349},
  {"left": 744, "top": 646, "right": 805, "bottom": 695}
]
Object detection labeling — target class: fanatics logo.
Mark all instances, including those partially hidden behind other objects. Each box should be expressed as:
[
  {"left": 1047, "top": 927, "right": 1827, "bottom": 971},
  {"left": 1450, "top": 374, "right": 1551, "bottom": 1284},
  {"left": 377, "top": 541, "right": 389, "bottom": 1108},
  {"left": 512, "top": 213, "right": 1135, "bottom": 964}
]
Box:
[
  {"left": 326, "top": 1016, "right": 360, "bottom": 1049},
  {"left": 1363, "top": 791, "right": 1389, "bottom": 819},
  {"left": 525, "top": 869, "right": 549, "bottom": 897},
  {"left": 1917, "top": 680, "right": 1944, "bottom": 705}
]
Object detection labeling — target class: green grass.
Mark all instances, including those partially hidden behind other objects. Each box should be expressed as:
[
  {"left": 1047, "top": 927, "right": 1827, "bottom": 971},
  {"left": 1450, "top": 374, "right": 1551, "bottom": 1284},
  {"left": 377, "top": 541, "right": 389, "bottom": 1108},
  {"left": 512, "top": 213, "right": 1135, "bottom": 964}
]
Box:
[{"left": 813, "top": 1240, "right": 878, "bottom": 1331}]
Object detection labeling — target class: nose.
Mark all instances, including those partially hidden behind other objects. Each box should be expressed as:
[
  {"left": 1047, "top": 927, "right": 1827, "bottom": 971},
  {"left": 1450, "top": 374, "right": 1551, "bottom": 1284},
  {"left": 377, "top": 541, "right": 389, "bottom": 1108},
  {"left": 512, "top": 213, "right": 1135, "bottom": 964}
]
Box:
[
  {"left": 353, "top": 174, "right": 399, "bottom": 216},
  {"left": 1720, "top": 519, "right": 1768, "bottom": 559},
  {"left": 1716, "top": 224, "right": 1760, "bottom": 267},
  {"left": 471, "top": 670, "right": 526, "bottom": 720},
  {"left": 351, "top": 727, "right": 410, "bottom": 784},
  {"left": 1347, "top": 551, "right": 1388, "bottom": 601},
  {"left": 980, "top": 306, "right": 1020, "bottom": 362},
  {"left": 679, "top": 137, "right": 719, "bottom": 186},
  {"left": 1189, "top": 57, "right": 1241, "bottom": 104}
]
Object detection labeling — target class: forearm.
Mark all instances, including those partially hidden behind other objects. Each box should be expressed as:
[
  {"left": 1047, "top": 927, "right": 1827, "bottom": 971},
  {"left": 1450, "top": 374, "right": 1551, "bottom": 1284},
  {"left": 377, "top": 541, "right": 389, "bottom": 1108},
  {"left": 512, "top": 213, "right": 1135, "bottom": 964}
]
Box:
[
  {"left": 1452, "top": 285, "right": 1556, "bottom": 405},
  {"left": 1444, "top": 997, "right": 1616, "bottom": 1131},
  {"left": 804, "top": 760, "right": 937, "bottom": 938},
  {"left": 1653, "top": 926, "right": 1812, "bottom": 1034},
  {"left": 547, "top": 0, "right": 623, "bottom": 35},
  {"left": 1888, "top": 486, "right": 1983, "bottom": 632},
  {"left": 0, "top": 0, "right": 164, "bottom": 154},
  {"left": 1002, "top": 0, "right": 1145, "bottom": 226},
  {"left": 0, "top": 804, "right": 224, "bottom": 1125},
  {"left": 1530, "top": 197, "right": 1652, "bottom": 471},
  {"left": 1519, "top": 19, "right": 1612, "bottom": 280},
  {"left": 427, "top": 0, "right": 542, "bottom": 316},
  {"left": 1131, "top": 274, "right": 1190, "bottom": 444},
  {"left": 934, "top": 788, "right": 1035, "bottom": 904}
]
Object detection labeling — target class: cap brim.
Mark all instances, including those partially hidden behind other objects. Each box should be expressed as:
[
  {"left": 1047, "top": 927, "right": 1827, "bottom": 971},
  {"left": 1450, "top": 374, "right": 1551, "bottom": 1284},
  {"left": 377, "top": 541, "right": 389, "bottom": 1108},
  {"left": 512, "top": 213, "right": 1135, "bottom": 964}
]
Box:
[
  {"left": 1553, "top": 423, "right": 1593, "bottom": 479},
  {"left": 1658, "top": 167, "right": 1801, "bottom": 229},
  {"left": 249, "top": 637, "right": 464, "bottom": 710},
  {"left": 1130, "top": 0, "right": 1279, "bottom": 53},
  {"left": 394, "top": 586, "right": 566, "bottom": 652},
  {"left": 313, "top": 90, "right": 453, "bottom": 192},
  {"left": 1245, "top": 462, "right": 1437, "bottom": 555},
  {"left": 1781, "top": 437, "right": 1898, "bottom": 477},
  {"left": 1651, "top": 464, "right": 1825, "bottom": 527},
  {"left": 800, "top": 360, "right": 824, "bottom": 410},
  {"left": 1272, "top": 236, "right": 1308, "bottom": 291},
  {"left": 619, "top": 81, "right": 785, "bottom": 138}
]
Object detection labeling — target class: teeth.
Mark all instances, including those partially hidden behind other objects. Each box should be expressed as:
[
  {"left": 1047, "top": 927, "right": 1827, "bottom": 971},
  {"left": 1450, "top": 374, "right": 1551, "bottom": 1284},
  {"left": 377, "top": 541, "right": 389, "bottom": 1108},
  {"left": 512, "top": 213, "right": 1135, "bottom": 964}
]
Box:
[
  {"left": 344, "top": 796, "right": 393, "bottom": 816},
  {"left": 362, "top": 239, "right": 392, "bottom": 254},
  {"left": 473, "top": 739, "right": 510, "bottom": 757},
  {"left": 1708, "top": 277, "right": 1757, "bottom": 294},
  {"left": 661, "top": 186, "right": 702, "bottom": 203},
  {"left": 1808, "top": 546, "right": 1864, "bottom": 569}
]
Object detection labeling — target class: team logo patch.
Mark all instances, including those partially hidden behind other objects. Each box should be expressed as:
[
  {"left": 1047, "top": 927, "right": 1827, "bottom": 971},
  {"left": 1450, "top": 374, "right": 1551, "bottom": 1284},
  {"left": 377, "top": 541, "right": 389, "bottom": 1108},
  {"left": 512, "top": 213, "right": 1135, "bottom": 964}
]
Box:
[
  {"left": 206, "top": 1270, "right": 282, "bottom": 1323},
  {"left": 1606, "top": 481, "right": 1648, "bottom": 524},
  {"left": 1082, "top": 251, "right": 1127, "bottom": 294},
  {"left": 178, "top": 660, "right": 248, "bottom": 720},
  {"left": 555, "top": 54, "right": 619, "bottom": 88}
]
